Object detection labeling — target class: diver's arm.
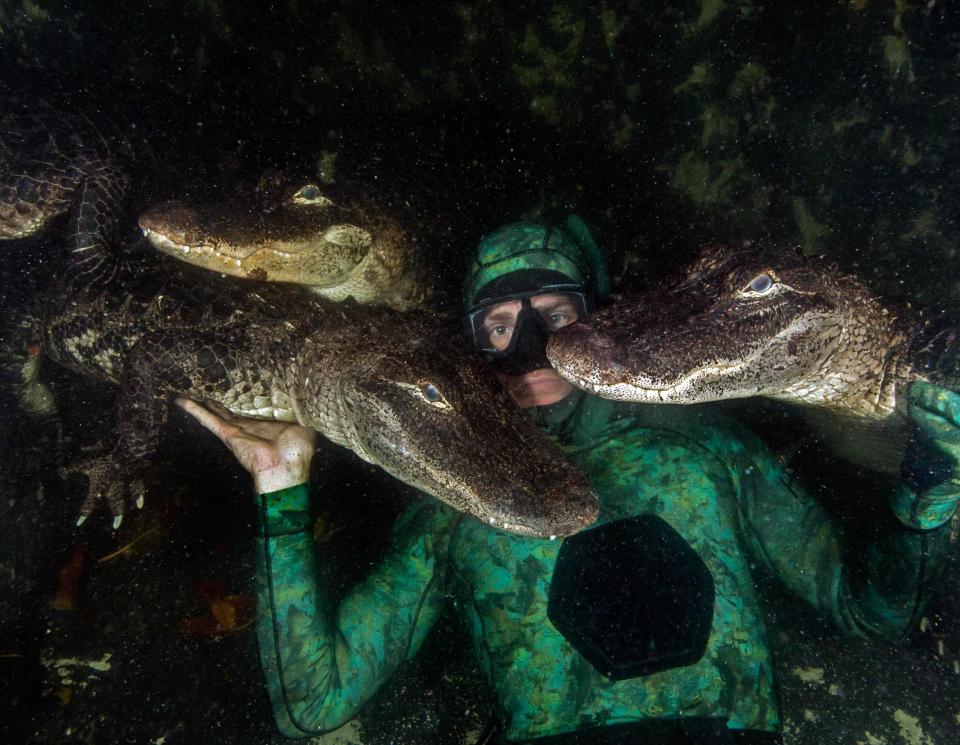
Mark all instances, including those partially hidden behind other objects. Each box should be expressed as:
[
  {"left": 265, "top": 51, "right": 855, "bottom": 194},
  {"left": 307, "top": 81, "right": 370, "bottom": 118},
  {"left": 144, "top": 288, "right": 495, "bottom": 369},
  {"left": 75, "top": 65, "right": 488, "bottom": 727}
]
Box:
[
  {"left": 176, "top": 399, "right": 460, "bottom": 738},
  {"left": 254, "top": 487, "right": 458, "bottom": 737},
  {"left": 707, "top": 383, "right": 960, "bottom": 641}
]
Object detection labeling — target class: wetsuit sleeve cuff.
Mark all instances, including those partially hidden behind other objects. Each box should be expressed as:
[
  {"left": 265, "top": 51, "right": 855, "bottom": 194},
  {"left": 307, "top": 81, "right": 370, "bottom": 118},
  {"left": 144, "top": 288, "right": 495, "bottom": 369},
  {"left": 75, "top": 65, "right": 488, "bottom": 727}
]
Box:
[
  {"left": 255, "top": 483, "right": 312, "bottom": 537},
  {"left": 890, "top": 484, "right": 960, "bottom": 531}
]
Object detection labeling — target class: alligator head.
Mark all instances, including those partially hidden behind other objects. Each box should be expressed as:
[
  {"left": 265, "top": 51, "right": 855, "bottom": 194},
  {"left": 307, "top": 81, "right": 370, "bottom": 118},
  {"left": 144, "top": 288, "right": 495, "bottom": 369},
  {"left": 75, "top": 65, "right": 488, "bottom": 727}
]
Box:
[
  {"left": 306, "top": 324, "right": 599, "bottom": 537},
  {"left": 548, "top": 243, "right": 910, "bottom": 420},
  {"left": 139, "top": 173, "right": 430, "bottom": 312}
]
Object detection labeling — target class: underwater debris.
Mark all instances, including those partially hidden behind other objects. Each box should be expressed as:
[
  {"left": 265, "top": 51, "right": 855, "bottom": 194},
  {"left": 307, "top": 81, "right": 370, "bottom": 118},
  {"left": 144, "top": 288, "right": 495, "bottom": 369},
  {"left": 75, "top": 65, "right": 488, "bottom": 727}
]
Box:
[
  {"left": 50, "top": 543, "right": 86, "bottom": 611},
  {"left": 179, "top": 579, "right": 253, "bottom": 637},
  {"left": 95, "top": 526, "right": 161, "bottom": 563}
]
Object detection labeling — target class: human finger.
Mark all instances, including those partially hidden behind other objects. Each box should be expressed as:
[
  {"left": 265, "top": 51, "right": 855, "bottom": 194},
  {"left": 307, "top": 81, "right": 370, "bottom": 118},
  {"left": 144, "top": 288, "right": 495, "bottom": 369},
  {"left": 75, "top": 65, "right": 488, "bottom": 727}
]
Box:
[{"left": 175, "top": 397, "right": 235, "bottom": 442}]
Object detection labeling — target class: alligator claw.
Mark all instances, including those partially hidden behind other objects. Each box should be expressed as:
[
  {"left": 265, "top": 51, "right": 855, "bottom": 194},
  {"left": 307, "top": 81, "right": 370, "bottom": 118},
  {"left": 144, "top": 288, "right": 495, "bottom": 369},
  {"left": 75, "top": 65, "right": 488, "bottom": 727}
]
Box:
[{"left": 63, "top": 454, "right": 143, "bottom": 527}]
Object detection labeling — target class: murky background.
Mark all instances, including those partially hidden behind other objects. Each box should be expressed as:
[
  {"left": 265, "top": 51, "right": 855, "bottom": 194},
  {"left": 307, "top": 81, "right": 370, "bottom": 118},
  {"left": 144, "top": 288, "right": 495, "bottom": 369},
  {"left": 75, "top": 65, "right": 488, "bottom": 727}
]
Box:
[{"left": 1, "top": 2, "right": 958, "bottom": 743}]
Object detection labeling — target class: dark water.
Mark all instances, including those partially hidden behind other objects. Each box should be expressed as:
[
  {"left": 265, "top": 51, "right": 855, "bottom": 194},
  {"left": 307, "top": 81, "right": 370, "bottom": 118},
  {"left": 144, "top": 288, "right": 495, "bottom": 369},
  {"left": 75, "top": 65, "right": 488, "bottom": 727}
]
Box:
[{"left": 1, "top": 2, "right": 959, "bottom": 743}]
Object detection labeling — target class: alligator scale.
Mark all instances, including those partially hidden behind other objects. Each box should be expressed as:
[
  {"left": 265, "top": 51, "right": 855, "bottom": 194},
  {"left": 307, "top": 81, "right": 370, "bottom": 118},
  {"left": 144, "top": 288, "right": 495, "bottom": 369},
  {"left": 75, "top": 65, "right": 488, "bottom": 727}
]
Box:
[{"left": 547, "top": 242, "right": 959, "bottom": 472}]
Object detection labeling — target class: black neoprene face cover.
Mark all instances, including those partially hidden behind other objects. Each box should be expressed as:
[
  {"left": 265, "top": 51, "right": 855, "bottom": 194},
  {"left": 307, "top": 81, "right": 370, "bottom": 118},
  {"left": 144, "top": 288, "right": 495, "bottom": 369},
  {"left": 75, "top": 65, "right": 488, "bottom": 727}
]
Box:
[{"left": 547, "top": 514, "right": 715, "bottom": 679}]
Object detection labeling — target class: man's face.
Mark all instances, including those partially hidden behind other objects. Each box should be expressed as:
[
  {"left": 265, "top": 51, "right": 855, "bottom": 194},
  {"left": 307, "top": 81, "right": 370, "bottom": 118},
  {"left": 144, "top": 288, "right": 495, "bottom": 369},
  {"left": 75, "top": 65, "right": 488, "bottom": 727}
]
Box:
[{"left": 478, "top": 292, "right": 582, "bottom": 408}]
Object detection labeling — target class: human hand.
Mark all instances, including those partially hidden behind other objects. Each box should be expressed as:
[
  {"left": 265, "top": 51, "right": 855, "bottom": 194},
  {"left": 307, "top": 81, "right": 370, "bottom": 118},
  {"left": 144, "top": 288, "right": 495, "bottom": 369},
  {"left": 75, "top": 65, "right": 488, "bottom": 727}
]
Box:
[
  {"left": 176, "top": 398, "right": 318, "bottom": 494},
  {"left": 907, "top": 381, "right": 960, "bottom": 462},
  {"left": 896, "top": 381, "right": 960, "bottom": 529}
]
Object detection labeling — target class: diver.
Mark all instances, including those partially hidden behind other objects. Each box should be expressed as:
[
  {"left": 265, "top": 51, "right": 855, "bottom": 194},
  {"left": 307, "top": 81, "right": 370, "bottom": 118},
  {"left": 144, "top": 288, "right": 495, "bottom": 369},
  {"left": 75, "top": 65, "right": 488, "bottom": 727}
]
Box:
[{"left": 178, "top": 218, "right": 960, "bottom": 744}]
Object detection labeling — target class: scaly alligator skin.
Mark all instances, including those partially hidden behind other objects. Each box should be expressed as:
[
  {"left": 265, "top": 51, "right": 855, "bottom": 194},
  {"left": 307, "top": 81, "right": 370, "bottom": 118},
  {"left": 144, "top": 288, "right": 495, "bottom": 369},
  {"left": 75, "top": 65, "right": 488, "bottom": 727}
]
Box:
[
  {"left": 0, "top": 84, "right": 140, "bottom": 276},
  {"left": 139, "top": 173, "right": 431, "bottom": 312},
  {"left": 39, "top": 249, "right": 596, "bottom": 536},
  {"left": 547, "top": 242, "right": 959, "bottom": 471}
]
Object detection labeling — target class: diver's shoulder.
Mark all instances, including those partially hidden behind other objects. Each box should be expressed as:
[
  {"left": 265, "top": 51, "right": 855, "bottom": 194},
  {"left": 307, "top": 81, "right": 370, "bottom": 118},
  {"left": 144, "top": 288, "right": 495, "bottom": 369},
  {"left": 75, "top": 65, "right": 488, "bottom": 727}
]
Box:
[
  {"left": 615, "top": 402, "right": 767, "bottom": 457},
  {"left": 390, "top": 495, "right": 465, "bottom": 540}
]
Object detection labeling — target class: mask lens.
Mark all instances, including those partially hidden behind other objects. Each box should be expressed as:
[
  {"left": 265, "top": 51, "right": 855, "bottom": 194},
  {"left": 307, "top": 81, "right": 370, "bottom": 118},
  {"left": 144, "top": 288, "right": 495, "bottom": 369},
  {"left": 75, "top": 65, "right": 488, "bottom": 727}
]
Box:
[{"left": 468, "top": 290, "right": 589, "bottom": 355}]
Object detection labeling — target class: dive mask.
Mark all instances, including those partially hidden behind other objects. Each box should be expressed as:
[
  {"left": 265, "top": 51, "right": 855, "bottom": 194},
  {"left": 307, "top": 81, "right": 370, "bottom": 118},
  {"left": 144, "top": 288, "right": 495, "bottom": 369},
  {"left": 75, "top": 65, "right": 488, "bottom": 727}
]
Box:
[{"left": 465, "top": 285, "right": 590, "bottom": 376}]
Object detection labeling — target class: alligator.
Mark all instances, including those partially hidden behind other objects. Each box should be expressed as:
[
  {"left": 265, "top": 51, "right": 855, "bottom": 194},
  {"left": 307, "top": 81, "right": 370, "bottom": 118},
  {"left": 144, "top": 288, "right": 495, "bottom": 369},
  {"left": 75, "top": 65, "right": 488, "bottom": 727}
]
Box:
[
  {"left": 2, "top": 84, "right": 428, "bottom": 312},
  {"left": 138, "top": 172, "right": 431, "bottom": 312},
  {"left": 546, "top": 242, "right": 959, "bottom": 472},
  {"left": 32, "top": 233, "right": 596, "bottom": 536}
]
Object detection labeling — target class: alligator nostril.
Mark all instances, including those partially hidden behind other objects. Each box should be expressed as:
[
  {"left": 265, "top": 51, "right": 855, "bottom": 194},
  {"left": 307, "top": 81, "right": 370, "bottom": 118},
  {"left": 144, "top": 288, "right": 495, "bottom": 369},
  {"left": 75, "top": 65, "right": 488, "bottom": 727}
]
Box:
[
  {"left": 587, "top": 330, "right": 614, "bottom": 350},
  {"left": 553, "top": 322, "right": 612, "bottom": 349}
]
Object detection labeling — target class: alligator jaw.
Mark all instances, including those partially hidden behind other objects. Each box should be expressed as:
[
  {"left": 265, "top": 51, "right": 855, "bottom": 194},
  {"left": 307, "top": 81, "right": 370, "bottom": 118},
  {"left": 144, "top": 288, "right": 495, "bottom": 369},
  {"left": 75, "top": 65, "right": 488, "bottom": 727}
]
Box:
[
  {"left": 141, "top": 225, "right": 245, "bottom": 269},
  {"left": 548, "top": 316, "right": 835, "bottom": 406}
]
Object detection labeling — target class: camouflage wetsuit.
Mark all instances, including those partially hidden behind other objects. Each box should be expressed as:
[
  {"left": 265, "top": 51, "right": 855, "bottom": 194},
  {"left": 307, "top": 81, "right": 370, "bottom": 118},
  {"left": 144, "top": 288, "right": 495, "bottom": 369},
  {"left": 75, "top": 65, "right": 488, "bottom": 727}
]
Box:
[{"left": 252, "top": 389, "right": 958, "bottom": 743}]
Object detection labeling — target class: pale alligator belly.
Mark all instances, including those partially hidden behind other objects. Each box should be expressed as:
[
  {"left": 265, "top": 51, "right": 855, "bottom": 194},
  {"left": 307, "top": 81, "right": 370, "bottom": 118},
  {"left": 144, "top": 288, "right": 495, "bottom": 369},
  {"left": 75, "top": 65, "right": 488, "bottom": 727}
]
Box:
[
  {"left": 215, "top": 379, "right": 297, "bottom": 422},
  {"left": 45, "top": 325, "right": 136, "bottom": 386}
]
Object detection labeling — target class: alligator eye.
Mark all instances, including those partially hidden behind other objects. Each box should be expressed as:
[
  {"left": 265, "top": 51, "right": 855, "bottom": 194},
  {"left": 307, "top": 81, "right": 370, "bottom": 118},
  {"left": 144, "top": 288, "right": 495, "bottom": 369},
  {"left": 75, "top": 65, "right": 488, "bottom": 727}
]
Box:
[
  {"left": 748, "top": 272, "right": 774, "bottom": 293},
  {"left": 420, "top": 383, "right": 450, "bottom": 409},
  {"left": 292, "top": 184, "right": 333, "bottom": 206}
]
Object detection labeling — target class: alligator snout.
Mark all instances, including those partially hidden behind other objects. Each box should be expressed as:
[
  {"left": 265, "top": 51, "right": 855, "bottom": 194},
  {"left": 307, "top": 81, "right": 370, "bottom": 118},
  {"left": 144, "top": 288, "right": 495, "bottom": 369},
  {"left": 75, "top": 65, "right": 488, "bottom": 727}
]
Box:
[
  {"left": 547, "top": 322, "right": 621, "bottom": 385},
  {"left": 542, "top": 480, "right": 600, "bottom": 535},
  {"left": 533, "top": 462, "right": 599, "bottom": 535},
  {"left": 502, "top": 477, "right": 598, "bottom": 537},
  {"left": 139, "top": 201, "right": 206, "bottom": 251},
  {"left": 553, "top": 322, "right": 615, "bottom": 351},
  {"left": 140, "top": 200, "right": 199, "bottom": 233}
]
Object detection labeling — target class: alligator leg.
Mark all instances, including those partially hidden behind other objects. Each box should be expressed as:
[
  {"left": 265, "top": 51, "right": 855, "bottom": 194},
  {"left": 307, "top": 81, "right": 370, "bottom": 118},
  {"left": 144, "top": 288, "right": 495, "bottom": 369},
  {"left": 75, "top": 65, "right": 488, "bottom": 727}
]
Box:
[
  {"left": 71, "top": 327, "right": 249, "bottom": 526},
  {"left": 70, "top": 331, "right": 176, "bottom": 525},
  {"left": 70, "top": 371, "right": 159, "bottom": 526},
  {"left": 65, "top": 158, "right": 130, "bottom": 281}
]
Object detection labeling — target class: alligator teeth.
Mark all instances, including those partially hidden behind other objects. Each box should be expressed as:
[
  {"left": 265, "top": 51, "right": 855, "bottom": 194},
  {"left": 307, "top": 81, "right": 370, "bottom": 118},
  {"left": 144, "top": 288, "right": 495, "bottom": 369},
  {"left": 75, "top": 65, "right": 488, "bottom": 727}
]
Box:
[{"left": 181, "top": 245, "right": 190, "bottom": 254}]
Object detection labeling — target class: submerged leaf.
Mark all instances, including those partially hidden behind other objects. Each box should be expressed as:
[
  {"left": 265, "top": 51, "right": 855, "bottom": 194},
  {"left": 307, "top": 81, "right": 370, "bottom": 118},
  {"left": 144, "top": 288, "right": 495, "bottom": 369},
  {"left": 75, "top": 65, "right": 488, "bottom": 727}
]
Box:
[{"left": 179, "top": 581, "right": 253, "bottom": 637}]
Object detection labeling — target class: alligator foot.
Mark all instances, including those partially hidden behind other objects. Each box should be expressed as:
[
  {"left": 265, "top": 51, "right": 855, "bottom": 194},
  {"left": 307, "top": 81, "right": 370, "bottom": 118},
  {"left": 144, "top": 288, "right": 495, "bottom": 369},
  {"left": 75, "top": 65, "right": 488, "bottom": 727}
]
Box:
[{"left": 62, "top": 455, "right": 146, "bottom": 529}]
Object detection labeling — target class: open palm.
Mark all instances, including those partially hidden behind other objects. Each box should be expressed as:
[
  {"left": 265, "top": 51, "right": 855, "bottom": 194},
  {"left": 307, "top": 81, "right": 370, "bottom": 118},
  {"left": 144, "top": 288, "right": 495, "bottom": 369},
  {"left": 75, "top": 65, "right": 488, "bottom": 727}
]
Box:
[{"left": 176, "top": 398, "right": 318, "bottom": 493}]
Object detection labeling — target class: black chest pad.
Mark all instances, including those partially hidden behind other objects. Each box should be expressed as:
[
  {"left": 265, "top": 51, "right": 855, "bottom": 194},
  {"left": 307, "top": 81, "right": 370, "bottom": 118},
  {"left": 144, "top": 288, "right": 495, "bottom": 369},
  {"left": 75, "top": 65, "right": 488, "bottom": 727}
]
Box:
[{"left": 547, "top": 514, "right": 715, "bottom": 680}]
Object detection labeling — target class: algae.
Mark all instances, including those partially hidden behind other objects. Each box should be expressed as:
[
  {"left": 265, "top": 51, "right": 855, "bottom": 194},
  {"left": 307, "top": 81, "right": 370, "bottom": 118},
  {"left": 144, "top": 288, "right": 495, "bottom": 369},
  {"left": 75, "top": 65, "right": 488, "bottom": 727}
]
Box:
[{"left": 791, "top": 197, "right": 831, "bottom": 256}]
